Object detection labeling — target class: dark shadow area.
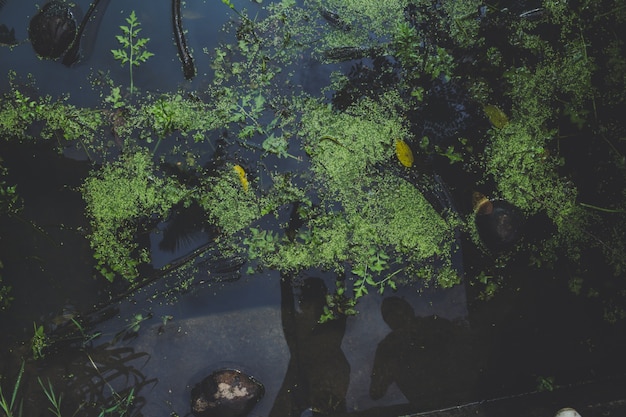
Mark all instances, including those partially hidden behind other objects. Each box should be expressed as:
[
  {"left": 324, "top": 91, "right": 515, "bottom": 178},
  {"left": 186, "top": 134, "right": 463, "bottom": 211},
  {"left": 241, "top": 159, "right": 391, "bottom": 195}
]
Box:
[
  {"left": 269, "top": 275, "right": 351, "bottom": 416},
  {"left": 369, "top": 296, "right": 486, "bottom": 412}
]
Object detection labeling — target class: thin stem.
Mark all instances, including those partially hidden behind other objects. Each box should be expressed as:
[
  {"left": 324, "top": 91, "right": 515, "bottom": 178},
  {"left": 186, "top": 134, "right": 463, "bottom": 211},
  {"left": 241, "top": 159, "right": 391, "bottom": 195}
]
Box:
[
  {"left": 129, "top": 23, "right": 134, "bottom": 95},
  {"left": 579, "top": 202, "right": 625, "bottom": 213}
]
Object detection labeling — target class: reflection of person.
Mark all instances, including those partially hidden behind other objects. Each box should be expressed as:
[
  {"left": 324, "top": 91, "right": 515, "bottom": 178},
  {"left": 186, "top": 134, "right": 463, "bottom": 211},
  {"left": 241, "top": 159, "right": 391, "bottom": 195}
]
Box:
[
  {"left": 370, "top": 297, "right": 479, "bottom": 411},
  {"left": 269, "top": 275, "right": 350, "bottom": 416}
]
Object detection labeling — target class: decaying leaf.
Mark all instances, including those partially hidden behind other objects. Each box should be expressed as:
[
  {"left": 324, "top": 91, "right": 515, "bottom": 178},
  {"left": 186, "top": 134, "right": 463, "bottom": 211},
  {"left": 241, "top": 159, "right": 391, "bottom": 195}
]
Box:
[
  {"left": 395, "top": 139, "right": 414, "bottom": 168},
  {"left": 233, "top": 165, "right": 249, "bottom": 192},
  {"left": 483, "top": 105, "right": 509, "bottom": 129}
]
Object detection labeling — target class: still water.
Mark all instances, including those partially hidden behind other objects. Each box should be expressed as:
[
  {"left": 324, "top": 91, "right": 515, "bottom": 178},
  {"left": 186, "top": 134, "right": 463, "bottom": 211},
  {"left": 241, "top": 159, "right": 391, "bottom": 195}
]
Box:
[{"left": 1, "top": 1, "right": 626, "bottom": 416}]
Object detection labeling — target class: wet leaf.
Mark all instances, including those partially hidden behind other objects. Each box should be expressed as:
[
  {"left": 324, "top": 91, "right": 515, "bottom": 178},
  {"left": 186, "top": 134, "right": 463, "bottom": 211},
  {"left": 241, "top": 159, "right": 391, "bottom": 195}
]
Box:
[
  {"left": 483, "top": 105, "right": 509, "bottom": 129},
  {"left": 395, "top": 139, "right": 414, "bottom": 167},
  {"left": 233, "top": 165, "right": 249, "bottom": 192}
]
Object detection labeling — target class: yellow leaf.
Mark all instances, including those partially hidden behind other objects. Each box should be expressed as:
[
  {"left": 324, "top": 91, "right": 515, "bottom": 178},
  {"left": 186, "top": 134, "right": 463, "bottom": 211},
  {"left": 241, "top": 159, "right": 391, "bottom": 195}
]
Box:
[
  {"left": 233, "top": 165, "right": 249, "bottom": 192},
  {"left": 395, "top": 140, "right": 414, "bottom": 168},
  {"left": 483, "top": 105, "right": 509, "bottom": 129}
]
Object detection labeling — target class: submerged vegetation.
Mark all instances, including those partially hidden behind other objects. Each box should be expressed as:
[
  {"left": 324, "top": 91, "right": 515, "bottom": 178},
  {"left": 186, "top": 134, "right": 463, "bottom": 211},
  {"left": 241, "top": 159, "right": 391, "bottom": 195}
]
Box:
[{"left": 1, "top": 0, "right": 626, "bottom": 323}]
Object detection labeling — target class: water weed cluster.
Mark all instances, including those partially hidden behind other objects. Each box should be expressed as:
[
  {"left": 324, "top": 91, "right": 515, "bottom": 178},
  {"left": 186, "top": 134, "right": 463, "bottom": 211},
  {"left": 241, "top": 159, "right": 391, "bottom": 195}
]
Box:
[{"left": 0, "top": 0, "right": 625, "bottom": 322}]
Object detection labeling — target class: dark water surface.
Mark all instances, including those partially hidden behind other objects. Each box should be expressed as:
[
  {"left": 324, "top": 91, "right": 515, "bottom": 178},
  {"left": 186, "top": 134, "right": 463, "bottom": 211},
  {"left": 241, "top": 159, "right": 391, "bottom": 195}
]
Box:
[{"left": 1, "top": 1, "right": 626, "bottom": 417}]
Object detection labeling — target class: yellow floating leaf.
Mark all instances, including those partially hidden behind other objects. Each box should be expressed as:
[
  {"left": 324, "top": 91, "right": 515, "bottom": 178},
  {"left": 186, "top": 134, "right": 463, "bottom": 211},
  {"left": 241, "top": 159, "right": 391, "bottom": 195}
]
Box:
[
  {"left": 233, "top": 164, "right": 249, "bottom": 192},
  {"left": 483, "top": 105, "right": 509, "bottom": 129},
  {"left": 395, "top": 140, "right": 414, "bottom": 168}
]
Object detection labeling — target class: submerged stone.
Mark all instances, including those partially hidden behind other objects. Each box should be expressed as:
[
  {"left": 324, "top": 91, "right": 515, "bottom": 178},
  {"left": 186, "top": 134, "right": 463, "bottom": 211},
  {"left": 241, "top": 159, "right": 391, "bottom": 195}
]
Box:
[
  {"left": 473, "top": 192, "right": 524, "bottom": 252},
  {"left": 191, "top": 369, "right": 264, "bottom": 417},
  {"left": 29, "top": 1, "right": 77, "bottom": 59}
]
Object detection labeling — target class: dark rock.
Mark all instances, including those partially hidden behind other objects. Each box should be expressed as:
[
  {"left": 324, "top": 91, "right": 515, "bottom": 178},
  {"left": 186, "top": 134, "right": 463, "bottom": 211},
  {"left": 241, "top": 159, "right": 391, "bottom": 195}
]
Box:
[
  {"left": 475, "top": 198, "right": 524, "bottom": 252},
  {"left": 191, "top": 369, "right": 265, "bottom": 417},
  {"left": 28, "top": 1, "right": 77, "bottom": 59}
]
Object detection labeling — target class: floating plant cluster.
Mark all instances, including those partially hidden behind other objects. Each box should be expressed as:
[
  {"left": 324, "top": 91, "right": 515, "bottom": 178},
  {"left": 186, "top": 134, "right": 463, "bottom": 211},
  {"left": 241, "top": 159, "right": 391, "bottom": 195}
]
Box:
[{"left": 0, "top": 0, "right": 625, "bottom": 320}]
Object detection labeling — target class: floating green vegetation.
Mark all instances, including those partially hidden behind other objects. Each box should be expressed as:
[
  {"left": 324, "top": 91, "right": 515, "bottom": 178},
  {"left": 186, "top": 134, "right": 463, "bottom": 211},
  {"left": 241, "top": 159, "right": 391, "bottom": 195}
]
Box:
[
  {"left": 0, "top": 86, "right": 102, "bottom": 142},
  {"left": 242, "top": 95, "right": 462, "bottom": 291},
  {"left": 302, "top": 95, "right": 458, "bottom": 264},
  {"left": 82, "top": 150, "right": 188, "bottom": 281},
  {"left": 315, "top": 0, "right": 408, "bottom": 51},
  {"left": 111, "top": 92, "right": 221, "bottom": 144},
  {"left": 1, "top": 0, "right": 626, "bottom": 318},
  {"left": 197, "top": 163, "right": 263, "bottom": 237}
]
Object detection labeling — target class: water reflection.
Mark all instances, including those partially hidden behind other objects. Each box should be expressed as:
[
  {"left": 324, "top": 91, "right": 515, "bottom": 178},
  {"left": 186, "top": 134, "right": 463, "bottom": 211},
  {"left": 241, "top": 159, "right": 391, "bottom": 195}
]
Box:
[
  {"left": 270, "top": 275, "right": 350, "bottom": 416},
  {"left": 370, "top": 296, "right": 485, "bottom": 411}
]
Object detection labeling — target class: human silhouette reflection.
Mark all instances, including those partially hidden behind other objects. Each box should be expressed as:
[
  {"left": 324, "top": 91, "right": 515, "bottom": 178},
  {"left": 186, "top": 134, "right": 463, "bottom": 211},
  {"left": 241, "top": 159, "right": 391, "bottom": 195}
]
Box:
[
  {"left": 269, "top": 275, "right": 350, "bottom": 416},
  {"left": 370, "top": 296, "right": 480, "bottom": 411}
]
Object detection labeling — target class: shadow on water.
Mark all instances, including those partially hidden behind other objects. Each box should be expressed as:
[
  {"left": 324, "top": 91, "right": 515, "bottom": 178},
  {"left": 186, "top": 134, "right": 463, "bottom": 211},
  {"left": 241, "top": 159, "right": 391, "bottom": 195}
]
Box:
[
  {"left": 2, "top": 1, "right": 626, "bottom": 417},
  {"left": 8, "top": 339, "right": 157, "bottom": 417},
  {"left": 269, "top": 275, "right": 350, "bottom": 416}
]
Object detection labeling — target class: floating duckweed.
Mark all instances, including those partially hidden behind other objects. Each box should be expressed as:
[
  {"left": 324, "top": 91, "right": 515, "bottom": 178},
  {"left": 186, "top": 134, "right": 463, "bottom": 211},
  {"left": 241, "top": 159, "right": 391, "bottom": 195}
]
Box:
[
  {"left": 267, "top": 212, "right": 353, "bottom": 273},
  {"left": 197, "top": 166, "right": 261, "bottom": 237},
  {"left": 313, "top": 0, "right": 409, "bottom": 52},
  {"left": 82, "top": 150, "right": 188, "bottom": 280},
  {"left": 302, "top": 95, "right": 407, "bottom": 192},
  {"left": 294, "top": 95, "right": 458, "bottom": 279}
]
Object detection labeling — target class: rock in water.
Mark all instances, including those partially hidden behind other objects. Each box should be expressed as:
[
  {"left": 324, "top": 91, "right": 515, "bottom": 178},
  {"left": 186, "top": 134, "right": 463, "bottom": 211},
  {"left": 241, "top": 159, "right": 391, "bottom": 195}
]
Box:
[
  {"left": 191, "top": 369, "right": 265, "bottom": 417},
  {"left": 29, "top": 1, "right": 77, "bottom": 59},
  {"left": 474, "top": 195, "right": 524, "bottom": 252}
]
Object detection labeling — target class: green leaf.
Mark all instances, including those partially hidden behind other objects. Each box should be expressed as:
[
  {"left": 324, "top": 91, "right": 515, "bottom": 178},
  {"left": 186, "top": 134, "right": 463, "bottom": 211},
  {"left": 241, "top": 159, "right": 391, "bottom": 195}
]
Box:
[{"left": 253, "top": 93, "right": 265, "bottom": 112}]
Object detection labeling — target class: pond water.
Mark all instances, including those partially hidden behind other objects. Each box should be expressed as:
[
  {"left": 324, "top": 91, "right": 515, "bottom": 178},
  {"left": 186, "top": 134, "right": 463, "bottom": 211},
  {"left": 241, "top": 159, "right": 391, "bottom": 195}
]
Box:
[{"left": 2, "top": 1, "right": 626, "bottom": 417}]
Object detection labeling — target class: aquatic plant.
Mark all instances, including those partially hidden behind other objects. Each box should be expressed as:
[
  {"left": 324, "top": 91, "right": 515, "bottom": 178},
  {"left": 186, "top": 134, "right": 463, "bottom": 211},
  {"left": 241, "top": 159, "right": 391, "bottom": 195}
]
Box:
[
  {"left": 38, "top": 378, "right": 63, "bottom": 417},
  {"left": 0, "top": 85, "right": 102, "bottom": 142},
  {"left": 237, "top": 94, "right": 462, "bottom": 294},
  {"left": 31, "top": 323, "right": 48, "bottom": 360},
  {"left": 82, "top": 150, "right": 188, "bottom": 281},
  {"left": 111, "top": 11, "right": 154, "bottom": 95},
  {"left": 319, "top": 280, "right": 358, "bottom": 322},
  {"left": 1, "top": 0, "right": 626, "bottom": 321},
  {"left": 197, "top": 164, "right": 263, "bottom": 237},
  {"left": 0, "top": 164, "right": 19, "bottom": 310},
  {"left": 0, "top": 361, "right": 24, "bottom": 417}
]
